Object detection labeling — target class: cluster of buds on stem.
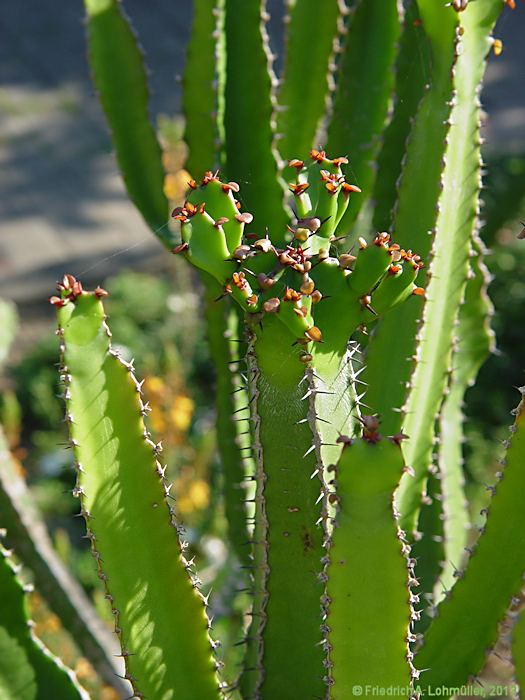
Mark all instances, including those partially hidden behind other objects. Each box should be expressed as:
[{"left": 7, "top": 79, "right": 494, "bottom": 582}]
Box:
[{"left": 170, "top": 151, "right": 425, "bottom": 357}]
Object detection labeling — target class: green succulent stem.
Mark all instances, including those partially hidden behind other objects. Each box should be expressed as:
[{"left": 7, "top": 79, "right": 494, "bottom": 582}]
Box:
[
  {"left": 240, "top": 317, "right": 325, "bottom": 700},
  {"left": 0, "top": 542, "right": 88, "bottom": 700},
  {"left": 56, "top": 292, "right": 221, "bottom": 700},
  {"left": 327, "top": 436, "right": 414, "bottom": 695}
]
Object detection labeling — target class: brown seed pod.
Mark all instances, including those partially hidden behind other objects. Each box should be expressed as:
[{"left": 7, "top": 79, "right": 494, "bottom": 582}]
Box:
[
  {"left": 391, "top": 249, "right": 403, "bottom": 262},
  {"left": 374, "top": 232, "right": 391, "bottom": 247},
  {"left": 263, "top": 297, "right": 281, "bottom": 313},
  {"left": 279, "top": 252, "right": 295, "bottom": 266},
  {"left": 294, "top": 228, "right": 309, "bottom": 243},
  {"left": 293, "top": 305, "right": 308, "bottom": 318},
  {"left": 412, "top": 287, "right": 425, "bottom": 297},
  {"left": 94, "top": 286, "right": 109, "bottom": 298},
  {"left": 49, "top": 295, "right": 66, "bottom": 308},
  {"left": 235, "top": 212, "right": 254, "bottom": 225},
  {"left": 201, "top": 171, "right": 219, "bottom": 186},
  {"left": 214, "top": 216, "right": 230, "bottom": 228},
  {"left": 339, "top": 254, "right": 356, "bottom": 269},
  {"left": 310, "top": 149, "right": 326, "bottom": 162},
  {"left": 232, "top": 271, "right": 248, "bottom": 290},
  {"left": 311, "top": 290, "right": 323, "bottom": 304},
  {"left": 299, "top": 353, "right": 313, "bottom": 364},
  {"left": 58, "top": 274, "right": 83, "bottom": 298},
  {"left": 283, "top": 287, "right": 302, "bottom": 303},
  {"left": 254, "top": 238, "right": 273, "bottom": 253},
  {"left": 257, "top": 273, "right": 275, "bottom": 290},
  {"left": 289, "top": 182, "right": 310, "bottom": 196},
  {"left": 360, "top": 294, "right": 372, "bottom": 309},
  {"left": 288, "top": 159, "right": 304, "bottom": 170},
  {"left": 341, "top": 182, "right": 362, "bottom": 195},
  {"left": 305, "top": 326, "right": 323, "bottom": 343},
  {"left": 297, "top": 217, "right": 321, "bottom": 233},
  {"left": 232, "top": 245, "right": 251, "bottom": 261},
  {"left": 300, "top": 277, "right": 315, "bottom": 295}
]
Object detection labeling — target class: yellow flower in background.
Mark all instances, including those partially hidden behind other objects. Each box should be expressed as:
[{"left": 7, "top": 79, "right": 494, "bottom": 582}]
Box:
[
  {"left": 177, "top": 478, "right": 210, "bottom": 516},
  {"left": 164, "top": 169, "right": 192, "bottom": 202},
  {"left": 170, "top": 395, "right": 194, "bottom": 433},
  {"left": 143, "top": 376, "right": 195, "bottom": 445}
]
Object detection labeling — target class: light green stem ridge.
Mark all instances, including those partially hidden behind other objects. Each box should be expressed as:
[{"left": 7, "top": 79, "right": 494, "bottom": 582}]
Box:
[
  {"left": 57, "top": 293, "right": 221, "bottom": 700},
  {"left": 183, "top": 0, "right": 223, "bottom": 179},
  {"left": 415, "top": 390, "right": 525, "bottom": 692},
  {"left": 0, "top": 431, "right": 125, "bottom": 694},
  {"left": 310, "top": 261, "right": 367, "bottom": 467},
  {"left": 223, "top": 0, "right": 288, "bottom": 238},
  {"left": 327, "top": 438, "right": 413, "bottom": 695},
  {"left": 84, "top": 0, "right": 170, "bottom": 242},
  {"left": 512, "top": 606, "right": 525, "bottom": 694},
  {"left": 0, "top": 300, "right": 123, "bottom": 692},
  {"left": 411, "top": 469, "right": 445, "bottom": 635},
  {"left": 362, "top": 3, "right": 458, "bottom": 436},
  {"left": 239, "top": 336, "right": 269, "bottom": 700},
  {"left": 241, "top": 317, "right": 325, "bottom": 700},
  {"left": 326, "top": 0, "right": 401, "bottom": 236},
  {"left": 203, "top": 281, "right": 250, "bottom": 567},
  {"left": 0, "top": 543, "right": 88, "bottom": 700},
  {"left": 312, "top": 345, "right": 361, "bottom": 470},
  {"left": 436, "top": 236, "right": 495, "bottom": 600},
  {"left": 276, "top": 0, "right": 343, "bottom": 162},
  {"left": 372, "top": 0, "right": 429, "bottom": 233},
  {"left": 182, "top": 0, "right": 251, "bottom": 567},
  {"left": 397, "top": 0, "right": 501, "bottom": 534}
]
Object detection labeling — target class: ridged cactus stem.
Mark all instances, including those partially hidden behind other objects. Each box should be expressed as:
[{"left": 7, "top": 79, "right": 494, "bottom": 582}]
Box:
[
  {"left": 0, "top": 541, "right": 88, "bottom": 699},
  {"left": 183, "top": 0, "right": 224, "bottom": 180},
  {"left": 397, "top": 0, "right": 502, "bottom": 534},
  {"left": 0, "top": 433, "right": 125, "bottom": 695},
  {"left": 327, "top": 0, "right": 402, "bottom": 238},
  {"left": 415, "top": 388, "right": 525, "bottom": 693},
  {"left": 512, "top": 602, "right": 525, "bottom": 694},
  {"left": 239, "top": 317, "right": 326, "bottom": 700},
  {"left": 326, "top": 427, "right": 416, "bottom": 696},
  {"left": 372, "top": 0, "right": 428, "bottom": 233},
  {"left": 203, "top": 280, "right": 251, "bottom": 567},
  {"left": 172, "top": 157, "right": 424, "bottom": 698},
  {"left": 434, "top": 235, "right": 495, "bottom": 601},
  {"left": 223, "top": 0, "right": 288, "bottom": 237},
  {"left": 52, "top": 280, "right": 222, "bottom": 700},
  {"left": 277, "top": 0, "right": 345, "bottom": 162},
  {"left": 83, "top": 0, "right": 170, "bottom": 240},
  {"left": 362, "top": 2, "right": 458, "bottom": 435}
]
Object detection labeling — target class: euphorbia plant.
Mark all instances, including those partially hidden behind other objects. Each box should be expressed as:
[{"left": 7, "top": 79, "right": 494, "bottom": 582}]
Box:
[{"left": 2, "top": 0, "right": 525, "bottom": 698}]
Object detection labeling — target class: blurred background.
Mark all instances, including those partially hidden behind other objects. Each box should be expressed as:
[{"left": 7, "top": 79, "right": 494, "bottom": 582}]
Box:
[{"left": 1, "top": 1, "right": 525, "bottom": 696}]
